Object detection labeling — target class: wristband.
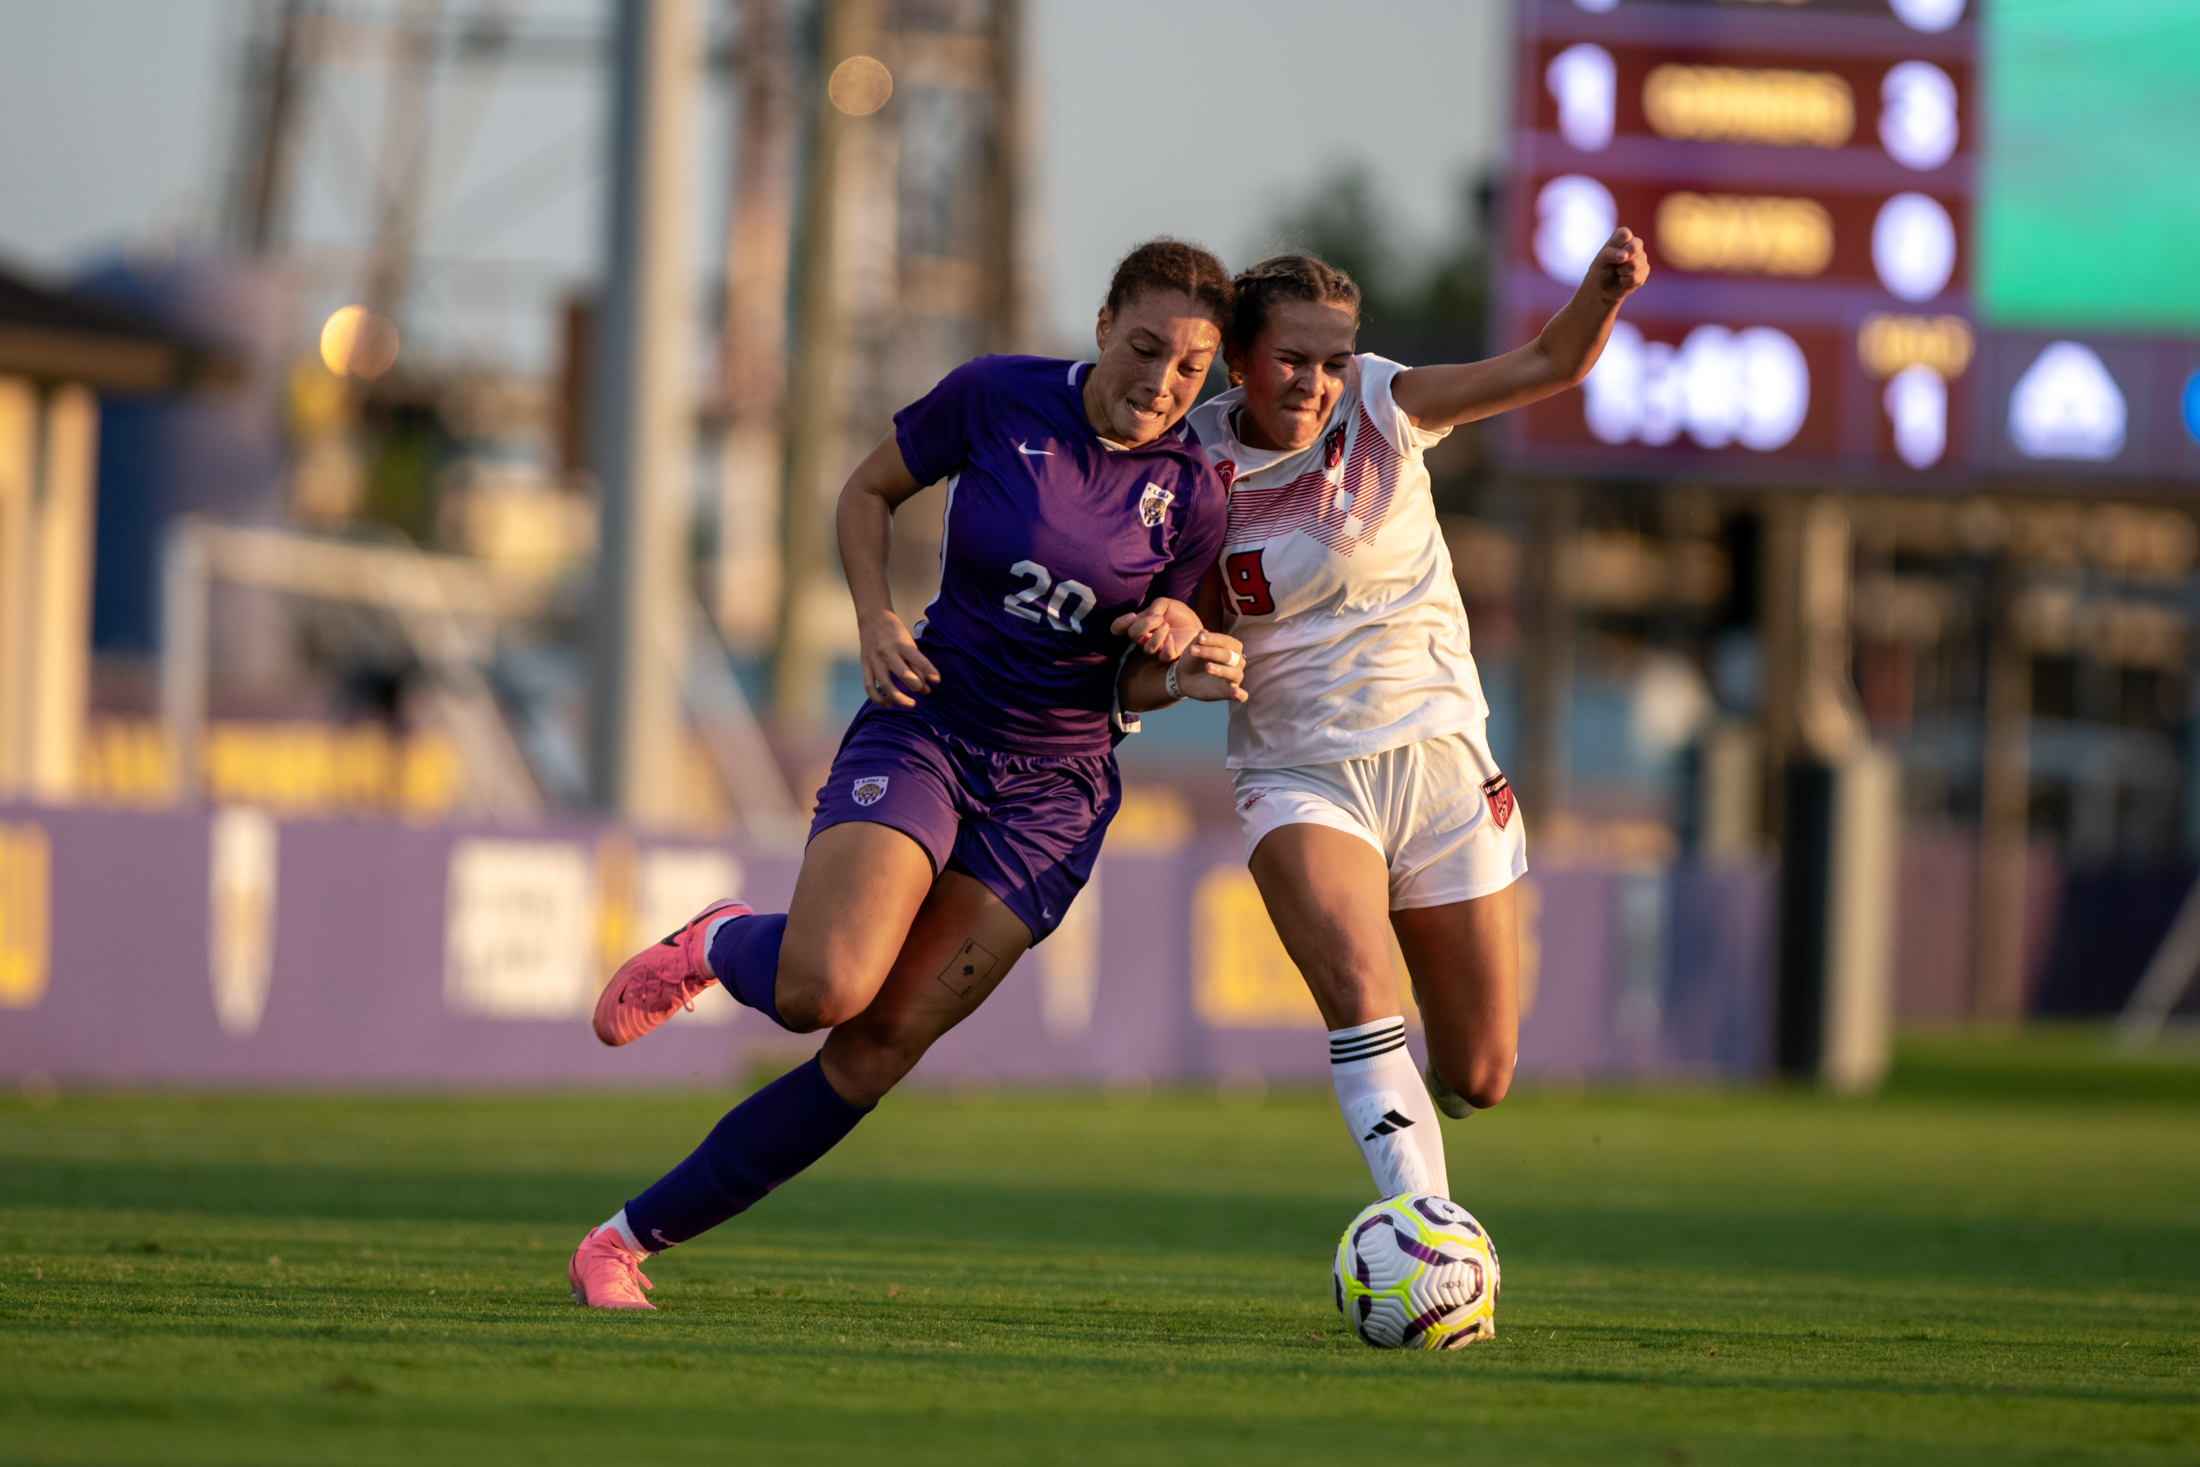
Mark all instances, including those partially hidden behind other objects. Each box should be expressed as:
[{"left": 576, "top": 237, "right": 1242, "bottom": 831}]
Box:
[{"left": 1164, "top": 662, "right": 1184, "bottom": 701}]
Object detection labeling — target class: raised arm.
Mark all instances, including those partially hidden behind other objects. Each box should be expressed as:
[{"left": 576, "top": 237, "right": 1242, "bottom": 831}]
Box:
[
  {"left": 1391, "top": 226, "right": 1650, "bottom": 432},
  {"left": 836, "top": 432, "right": 941, "bottom": 708}
]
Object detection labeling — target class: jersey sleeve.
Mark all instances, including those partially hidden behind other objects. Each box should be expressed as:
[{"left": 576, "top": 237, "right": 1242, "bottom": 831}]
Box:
[
  {"left": 893, "top": 356, "right": 995, "bottom": 486},
  {"left": 1358, "top": 353, "right": 1450, "bottom": 457}
]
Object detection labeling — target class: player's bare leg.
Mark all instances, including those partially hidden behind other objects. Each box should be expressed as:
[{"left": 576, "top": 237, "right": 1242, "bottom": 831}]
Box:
[
  {"left": 1391, "top": 886, "right": 1520, "bottom": 1115},
  {"left": 774, "top": 821, "right": 942, "bottom": 1031},
  {"left": 1249, "top": 824, "right": 1397, "bottom": 1026},
  {"left": 818, "top": 869, "right": 1034, "bottom": 1106},
  {"left": 1250, "top": 824, "right": 1448, "bottom": 1197}
]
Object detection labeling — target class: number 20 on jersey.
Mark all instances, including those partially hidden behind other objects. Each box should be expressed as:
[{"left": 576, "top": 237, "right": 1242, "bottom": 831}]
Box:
[{"left": 1002, "top": 559, "right": 1096, "bottom": 633}]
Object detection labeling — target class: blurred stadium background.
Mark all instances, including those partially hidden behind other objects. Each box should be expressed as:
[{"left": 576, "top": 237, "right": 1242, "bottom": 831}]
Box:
[{"left": 0, "top": 0, "right": 2197, "bottom": 1095}]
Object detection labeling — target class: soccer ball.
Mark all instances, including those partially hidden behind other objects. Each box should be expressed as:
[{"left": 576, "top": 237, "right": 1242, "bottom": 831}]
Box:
[{"left": 1332, "top": 1193, "right": 1500, "bottom": 1349}]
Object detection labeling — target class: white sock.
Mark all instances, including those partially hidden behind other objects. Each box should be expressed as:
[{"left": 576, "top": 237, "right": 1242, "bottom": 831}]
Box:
[
  {"left": 600, "top": 1208, "right": 645, "bottom": 1253},
  {"left": 1329, "top": 1017, "right": 1450, "bottom": 1200}
]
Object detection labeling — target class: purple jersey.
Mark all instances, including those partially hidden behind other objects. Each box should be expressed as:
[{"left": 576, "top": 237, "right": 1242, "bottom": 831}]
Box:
[{"left": 893, "top": 355, "right": 1227, "bottom": 755}]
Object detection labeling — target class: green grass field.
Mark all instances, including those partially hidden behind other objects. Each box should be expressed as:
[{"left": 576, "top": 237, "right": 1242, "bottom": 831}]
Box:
[{"left": 2, "top": 1030, "right": 2196, "bottom": 1465}]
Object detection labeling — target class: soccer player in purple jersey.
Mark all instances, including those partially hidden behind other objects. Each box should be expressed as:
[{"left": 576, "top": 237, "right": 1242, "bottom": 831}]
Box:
[{"left": 567, "top": 240, "right": 1246, "bottom": 1308}]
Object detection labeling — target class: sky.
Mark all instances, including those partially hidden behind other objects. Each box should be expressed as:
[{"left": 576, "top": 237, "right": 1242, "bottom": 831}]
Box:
[{"left": 0, "top": 0, "right": 1510, "bottom": 365}]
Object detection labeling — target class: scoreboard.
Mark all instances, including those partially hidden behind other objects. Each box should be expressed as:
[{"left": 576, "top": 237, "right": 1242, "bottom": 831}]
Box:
[{"left": 1496, "top": 0, "right": 2200, "bottom": 488}]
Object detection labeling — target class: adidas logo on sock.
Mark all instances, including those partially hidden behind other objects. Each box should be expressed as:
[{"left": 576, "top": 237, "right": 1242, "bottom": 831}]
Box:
[{"left": 1362, "top": 1108, "right": 1416, "bottom": 1140}]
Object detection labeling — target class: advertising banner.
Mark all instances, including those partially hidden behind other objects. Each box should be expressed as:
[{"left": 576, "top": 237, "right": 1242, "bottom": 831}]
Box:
[{"left": 0, "top": 805, "right": 1772, "bottom": 1090}]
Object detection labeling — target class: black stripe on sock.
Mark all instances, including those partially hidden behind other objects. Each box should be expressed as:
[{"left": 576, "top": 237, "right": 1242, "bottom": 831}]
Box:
[
  {"left": 1330, "top": 1034, "right": 1408, "bottom": 1063},
  {"left": 1329, "top": 1021, "right": 1405, "bottom": 1047}
]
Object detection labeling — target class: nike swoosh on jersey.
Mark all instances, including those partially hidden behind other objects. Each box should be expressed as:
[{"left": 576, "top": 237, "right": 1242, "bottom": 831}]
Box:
[{"left": 1016, "top": 441, "right": 1052, "bottom": 456}]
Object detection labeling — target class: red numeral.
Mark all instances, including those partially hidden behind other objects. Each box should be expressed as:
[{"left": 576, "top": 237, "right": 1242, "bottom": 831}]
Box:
[{"left": 1225, "top": 550, "right": 1274, "bottom": 616}]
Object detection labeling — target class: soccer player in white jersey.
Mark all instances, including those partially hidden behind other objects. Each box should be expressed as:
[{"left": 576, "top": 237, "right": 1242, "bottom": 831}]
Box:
[{"left": 1180, "top": 229, "right": 1648, "bottom": 1201}]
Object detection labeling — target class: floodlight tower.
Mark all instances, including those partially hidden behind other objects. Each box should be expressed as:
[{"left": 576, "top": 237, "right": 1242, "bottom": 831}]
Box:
[{"left": 770, "top": 0, "right": 1032, "bottom": 727}]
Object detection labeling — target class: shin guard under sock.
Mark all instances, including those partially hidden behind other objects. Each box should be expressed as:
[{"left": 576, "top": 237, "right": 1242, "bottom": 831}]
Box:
[
  {"left": 1329, "top": 1017, "right": 1451, "bottom": 1200},
  {"left": 706, "top": 912, "right": 792, "bottom": 1029},
  {"left": 622, "top": 1056, "right": 871, "bottom": 1250}
]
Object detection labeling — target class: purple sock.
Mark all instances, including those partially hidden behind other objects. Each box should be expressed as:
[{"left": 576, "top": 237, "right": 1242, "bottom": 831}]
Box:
[
  {"left": 708, "top": 912, "right": 791, "bottom": 1029},
  {"left": 622, "top": 1056, "right": 871, "bottom": 1250}
]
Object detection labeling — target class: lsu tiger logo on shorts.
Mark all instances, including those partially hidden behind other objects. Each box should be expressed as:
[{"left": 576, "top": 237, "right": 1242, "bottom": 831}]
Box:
[
  {"left": 1482, "top": 773, "right": 1515, "bottom": 831},
  {"left": 1139, "top": 482, "right": 1175, "bottom": 528},
  {"left": 851, "top": 775, "right": 889, "bottom": 806}
]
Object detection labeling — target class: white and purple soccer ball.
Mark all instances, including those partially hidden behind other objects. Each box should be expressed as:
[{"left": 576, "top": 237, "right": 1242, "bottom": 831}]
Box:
[{"left": 1332, "top": 1193, "right": 1500, "bottom": 1349}]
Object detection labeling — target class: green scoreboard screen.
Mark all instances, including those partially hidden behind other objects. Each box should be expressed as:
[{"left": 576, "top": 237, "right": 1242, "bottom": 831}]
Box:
[{"left": 1979, "top": 0, "right": 2200, "bottom": 334}]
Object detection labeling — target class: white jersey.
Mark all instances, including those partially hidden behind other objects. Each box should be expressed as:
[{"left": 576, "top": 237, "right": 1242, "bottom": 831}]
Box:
[{"left": 1189, "top": 354, "right": 1487, "bottom": 770}]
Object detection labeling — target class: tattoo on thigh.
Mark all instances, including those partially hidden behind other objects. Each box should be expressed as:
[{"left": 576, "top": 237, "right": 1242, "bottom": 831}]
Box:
[{"left": 932, "top": 938, "right": 1002, "bottom": 1001}]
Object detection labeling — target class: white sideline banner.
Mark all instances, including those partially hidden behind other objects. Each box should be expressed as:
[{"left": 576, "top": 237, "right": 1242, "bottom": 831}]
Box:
[{"left": 443, "top": 838, "right": 595, "bottom": 1019}]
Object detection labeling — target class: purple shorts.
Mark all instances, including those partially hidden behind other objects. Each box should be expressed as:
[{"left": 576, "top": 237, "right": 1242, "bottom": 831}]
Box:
[{"left": 807, "top": 704, "right": 1121, "bottom": 943}]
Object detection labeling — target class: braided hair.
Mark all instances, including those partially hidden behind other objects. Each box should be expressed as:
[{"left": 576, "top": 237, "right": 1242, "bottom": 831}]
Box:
[{"left": 1226, "top": 254, "right": 1362, "bottom": 385}]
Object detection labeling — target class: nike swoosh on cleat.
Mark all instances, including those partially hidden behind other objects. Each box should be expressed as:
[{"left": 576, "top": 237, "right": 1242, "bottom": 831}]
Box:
[{"left": 1016, "top": 441, "right": 1052, "bottom": 456}]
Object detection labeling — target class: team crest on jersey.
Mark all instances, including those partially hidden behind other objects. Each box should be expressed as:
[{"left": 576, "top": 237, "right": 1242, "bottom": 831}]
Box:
[
  {"left": 1139, "top": 482, "right": 1175, "bottom": 528},
  {"left": 1323, "top": 424, "right": 1347, "bottom": 470},
  {"left": 851, "top": 775, "right": 889, "bottom": 807},
  {"left": 1213, "top": 458, "right": 1237, "bottom": 493},
  {"left": 1482, "top": 773, "right": 1514, "bottom": 831}
]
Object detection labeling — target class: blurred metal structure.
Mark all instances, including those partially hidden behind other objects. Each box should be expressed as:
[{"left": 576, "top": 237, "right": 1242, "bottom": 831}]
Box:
[
  {"left": 225, "top": 0, "right": 321, "bottom": 251},
  {"left": 1759, "top": 497, "right": 1898, "bottom": 1088},
  {"left": 713, "top": 0, "right": 798, "bottom": 656},
  {"left": 159, "top": 521, "right": 544, "bottom": 820},
  {"left": 157, "top": 521, "right": 801, "bottom": 829},
  {"left": 775, "top": 0, "right": 1032, "bottom": 726},
  {"left": 1516, "top": 482, "right": 1577, "bottom": 822},
  {"left": 358, "top": 0, "right": 447, "bottom": 329},
  {"left": 1970, "top": 546, "right": 2032, "bottom": 1023},
  {"left": 587, "top": 0, "right": 702, "bottom": 825},
  {"left": 678, "top": 600, "right": 803, "bottom": 833},
  {"left": 2116, "top": 881, "right": 2200, "bottom": 1050}
]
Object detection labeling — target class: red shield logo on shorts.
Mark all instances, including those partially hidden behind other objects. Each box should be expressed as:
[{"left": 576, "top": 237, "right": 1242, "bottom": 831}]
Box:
[{"left": 1482, "top": 773, "right": 1514, "bottom": 830}]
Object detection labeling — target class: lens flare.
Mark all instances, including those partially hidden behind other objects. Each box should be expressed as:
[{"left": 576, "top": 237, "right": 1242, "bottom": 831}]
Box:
[
  {"left": 828, "top": 55, "right": 892, "bottom": 116},
  {"left": 318, "top": 306, "right": 400, "bottom": 379}
]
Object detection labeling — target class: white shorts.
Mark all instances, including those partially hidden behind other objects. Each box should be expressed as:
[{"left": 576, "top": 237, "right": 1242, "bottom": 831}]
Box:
[{"left": 1232, "top": 726, "right": 1527, "bottom": 911}]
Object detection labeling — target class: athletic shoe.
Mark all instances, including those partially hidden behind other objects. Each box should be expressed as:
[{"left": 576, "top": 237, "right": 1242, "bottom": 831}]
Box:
[
  {"left": 1424, "top": 1057, "right": 1476, "bottom": 1120},
  {"left": 567, "top": 1225, "right": 656, "bottom": 1310},
  {"left": 593, "top": 899, "right": 751, "bottom": 1047}
]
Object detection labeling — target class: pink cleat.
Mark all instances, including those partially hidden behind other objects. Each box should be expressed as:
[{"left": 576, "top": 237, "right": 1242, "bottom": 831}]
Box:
[
  {"left": 593, "top": 899, "right": 751, "bottom": 1047},
  {"left": 568, "top": 1226, "right": 657, "bottom": 1310}
]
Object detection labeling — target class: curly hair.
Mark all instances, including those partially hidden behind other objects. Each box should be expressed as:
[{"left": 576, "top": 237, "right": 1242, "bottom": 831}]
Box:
[{"left": 1103, "top": 237, "right": 1235, "bottom": 331}]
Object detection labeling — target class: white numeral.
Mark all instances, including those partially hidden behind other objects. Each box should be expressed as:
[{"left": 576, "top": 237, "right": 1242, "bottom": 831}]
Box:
[
  {"left": 1045, "top": 577, "right": 1094, "bottom": 633},
  {"left": 1004, "top": 560, "right": 1050, "bottom": 623},
  {"left": 1001, "top": 559, "right": 1094, "bottom": 633}
]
